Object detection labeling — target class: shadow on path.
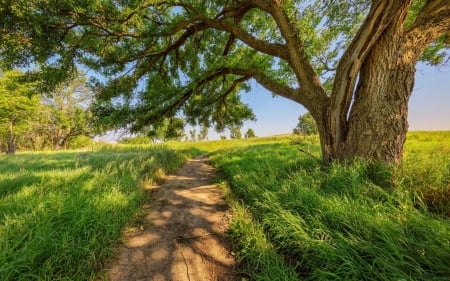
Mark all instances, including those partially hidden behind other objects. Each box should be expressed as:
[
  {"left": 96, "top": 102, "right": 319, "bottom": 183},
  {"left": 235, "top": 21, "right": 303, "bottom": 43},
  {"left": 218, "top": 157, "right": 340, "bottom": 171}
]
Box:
[{"left": 107, "top": 155, "right": 240, "bottom": 281}]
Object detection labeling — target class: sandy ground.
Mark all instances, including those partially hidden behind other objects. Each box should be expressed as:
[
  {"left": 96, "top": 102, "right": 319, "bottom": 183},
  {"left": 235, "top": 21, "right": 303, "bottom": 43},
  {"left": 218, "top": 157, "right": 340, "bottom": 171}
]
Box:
[{"left": 107, "top": 155, "right": 240, "bottom": 281}]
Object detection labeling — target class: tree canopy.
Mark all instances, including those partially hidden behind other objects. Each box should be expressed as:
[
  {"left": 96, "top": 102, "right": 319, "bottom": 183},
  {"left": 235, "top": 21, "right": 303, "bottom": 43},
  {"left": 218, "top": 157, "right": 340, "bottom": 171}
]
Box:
[
  {"left": 0, "top": 70, "right": 39, "bottom": 153},
  {"left": 1, "top": 0, "right": 449, "bottom": 162},
  {"left": 245, "top": 128, "right": 256, "bottom": 138},
  {"left": 0, "top": 71, "right": 93, "bottom": 152}
]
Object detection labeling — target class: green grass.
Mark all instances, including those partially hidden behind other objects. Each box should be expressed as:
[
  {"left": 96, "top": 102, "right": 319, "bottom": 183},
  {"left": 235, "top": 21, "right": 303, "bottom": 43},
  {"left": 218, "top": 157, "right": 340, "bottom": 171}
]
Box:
[
  {"left": 210, "top": 132, "right": 450, "bottom": 280},
  {"left": 1, "top": 132, "right": 449, "bottom": 280},
  {"left": 0, "top": 146, "right": 191, "bottom": 281}
]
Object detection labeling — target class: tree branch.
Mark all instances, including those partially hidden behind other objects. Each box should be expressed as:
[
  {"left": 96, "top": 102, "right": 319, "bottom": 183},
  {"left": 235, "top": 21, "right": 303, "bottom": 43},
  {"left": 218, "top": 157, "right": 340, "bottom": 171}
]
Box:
[
  {"left": 208, "top": 76, "right": 251, "bottom": 106},
  {"left": 402, "top": 0, "right": 450, "bottom": 64},
  {"left": 144, "top": 65, "right": 317, "bottom": 125},
  {"left": 223, "top": 67, "right": 319, "bottom": 109},
  {"left": 250, "top": 0, "right": 325, "bottom": 94},
  {"left": 219, "top": 3, "right": 253, "bottom": 56},
  {"left": 203, "top": 18, "right": 289, "bottom": 60}
]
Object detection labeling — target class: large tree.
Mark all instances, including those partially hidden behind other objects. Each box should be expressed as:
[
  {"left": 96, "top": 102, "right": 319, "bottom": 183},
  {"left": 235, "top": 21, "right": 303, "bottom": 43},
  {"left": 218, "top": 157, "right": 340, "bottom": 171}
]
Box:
[
  {"left": 42, "top": 74, "right": 93, "bottom": 150},
  {"left": 0, "top": 71, "right": 39, "bottom": 154},
  {"left": 1, "top": 0, "right": 449, "bottom": 163}
]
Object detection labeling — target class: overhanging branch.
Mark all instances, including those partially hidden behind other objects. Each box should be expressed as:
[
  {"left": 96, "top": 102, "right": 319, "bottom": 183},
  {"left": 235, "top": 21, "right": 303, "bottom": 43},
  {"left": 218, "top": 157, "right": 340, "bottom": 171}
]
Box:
[
  {"left": 250, "top": 0, "right": 324, "bottom": 94},
  {"left": 402, "top": 0, "right": 450, "bottom": 63}
]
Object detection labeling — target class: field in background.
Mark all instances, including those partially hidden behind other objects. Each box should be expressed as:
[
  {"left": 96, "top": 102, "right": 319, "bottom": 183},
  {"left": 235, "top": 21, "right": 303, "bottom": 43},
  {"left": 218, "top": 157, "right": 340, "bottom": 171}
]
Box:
[{"left": 0, "top": 131, "right": 448, "bottom": 280}]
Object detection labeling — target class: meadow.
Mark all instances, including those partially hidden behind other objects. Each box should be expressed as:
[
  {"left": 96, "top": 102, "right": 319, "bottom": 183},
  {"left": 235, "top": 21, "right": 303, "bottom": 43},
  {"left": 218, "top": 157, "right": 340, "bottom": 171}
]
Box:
[
  {"left": 0, "top": 146, "right": 194, "bottom": 280},
  {"left": 210, "top": 132, "right": 450, "bottom": 280},
  {"left": 0, "top": 132, "right": 449, "bottom": 280}
]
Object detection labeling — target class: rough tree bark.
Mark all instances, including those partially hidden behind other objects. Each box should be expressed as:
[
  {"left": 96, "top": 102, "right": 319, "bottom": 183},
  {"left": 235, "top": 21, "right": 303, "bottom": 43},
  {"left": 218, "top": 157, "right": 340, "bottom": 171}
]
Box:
[
  {"left": 337, "top": 1, "right": 413, "bottom": 163},
  {"left": 341, "top": 53, "right": 415, "bottom": 163},
  {"left": 313, "top": 0, "right": 450, "bottom": 164}
]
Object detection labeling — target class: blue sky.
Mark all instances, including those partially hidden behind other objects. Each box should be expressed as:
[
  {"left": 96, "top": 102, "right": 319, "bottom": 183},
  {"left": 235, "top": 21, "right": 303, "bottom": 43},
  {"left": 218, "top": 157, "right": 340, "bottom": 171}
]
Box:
[
  {"left": 230, "top": 62, "right": 450, "bottom": 139},
  {"left": 101, "top": 62, "right": 449, "bottom": 142}
]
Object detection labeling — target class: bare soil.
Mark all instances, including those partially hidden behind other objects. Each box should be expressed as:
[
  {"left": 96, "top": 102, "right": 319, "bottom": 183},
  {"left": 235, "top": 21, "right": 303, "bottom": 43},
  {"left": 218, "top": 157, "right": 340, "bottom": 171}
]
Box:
[{"left": 107, "top": 155, "right": 240, "bottom": 281}]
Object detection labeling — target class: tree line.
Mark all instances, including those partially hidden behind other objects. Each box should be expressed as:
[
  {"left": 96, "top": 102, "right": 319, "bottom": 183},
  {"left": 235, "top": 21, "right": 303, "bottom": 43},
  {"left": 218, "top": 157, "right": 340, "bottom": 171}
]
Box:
[{"left": 0, "top": 70, "right": 92, "bottom": 154}]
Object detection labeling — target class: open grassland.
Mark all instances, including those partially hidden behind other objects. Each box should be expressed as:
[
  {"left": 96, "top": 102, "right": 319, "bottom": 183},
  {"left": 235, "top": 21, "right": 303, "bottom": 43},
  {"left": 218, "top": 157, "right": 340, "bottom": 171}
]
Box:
[
  {"left": 0, "top": 146, "right": 192, "bottom": 281},
  {"left": 1, "top": 132, "right": 448, "bottom": 280},
  {"left": 211, "top": 131, "right": 450, "bottom": 281}
]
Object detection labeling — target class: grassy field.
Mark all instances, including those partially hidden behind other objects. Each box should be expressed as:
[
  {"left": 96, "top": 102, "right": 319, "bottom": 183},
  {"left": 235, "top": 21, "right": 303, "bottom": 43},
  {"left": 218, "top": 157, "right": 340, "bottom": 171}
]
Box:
[
  {"left": 210, "top": 131, "right": 450, "bottom": 280},
  {"left": 1, "top": 132, "right": 449, "bottom": 280},
  {"left": 0, "top": 146, "right": 194, "bottom": 281}
]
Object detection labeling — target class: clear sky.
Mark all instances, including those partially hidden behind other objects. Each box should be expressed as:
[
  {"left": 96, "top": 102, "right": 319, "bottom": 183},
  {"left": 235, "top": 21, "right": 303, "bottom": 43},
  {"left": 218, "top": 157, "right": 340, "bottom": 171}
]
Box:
[
  {"left": 101, "top": 62, "right": 449, "bottom": 142},
  {"left": 228, "top": 62, "right": 450, "bottom": 139}
]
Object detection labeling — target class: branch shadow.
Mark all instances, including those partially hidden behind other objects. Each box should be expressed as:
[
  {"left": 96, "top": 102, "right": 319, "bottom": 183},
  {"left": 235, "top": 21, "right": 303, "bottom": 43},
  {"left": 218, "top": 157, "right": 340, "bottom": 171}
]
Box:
[{"left": 107, "top": 157, "right": 242, "bottom": 281}]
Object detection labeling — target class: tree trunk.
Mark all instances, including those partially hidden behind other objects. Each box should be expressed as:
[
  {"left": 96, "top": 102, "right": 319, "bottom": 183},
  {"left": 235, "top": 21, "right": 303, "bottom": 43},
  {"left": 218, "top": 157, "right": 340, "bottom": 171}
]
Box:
[
  {"left": 7, "top": 121, "right": 16, "bottom": 155},
  {"left": 54, "top": 129, "right": 64, "bottom": 150},
  {"left": 340, "top": 17, "right": 416, "bottom": 164},
  {"left": 341, "top": 65, "right": 414, "bottom": 163},
  {"left": 315, "top": 12, "right": 416, "bottom": 164}
]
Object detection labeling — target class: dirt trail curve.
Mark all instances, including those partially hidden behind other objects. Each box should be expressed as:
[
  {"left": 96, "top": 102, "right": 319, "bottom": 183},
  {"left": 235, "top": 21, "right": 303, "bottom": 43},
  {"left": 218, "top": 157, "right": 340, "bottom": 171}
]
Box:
[{"left": 107, "top": 155, "right": 240, "bottom": 281}]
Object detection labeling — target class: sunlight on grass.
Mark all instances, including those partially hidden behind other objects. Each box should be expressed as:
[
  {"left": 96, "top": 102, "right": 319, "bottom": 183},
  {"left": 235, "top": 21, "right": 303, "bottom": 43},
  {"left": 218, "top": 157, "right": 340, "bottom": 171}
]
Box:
[
  {"left": 0, "top": 146, "right": 190, "bottom": 281},
  {"left": 210, "top": 132, "right": 450, "bottom": 280},
  {"left": 1, "top": 132, "right": 448, "bottom": 280}
]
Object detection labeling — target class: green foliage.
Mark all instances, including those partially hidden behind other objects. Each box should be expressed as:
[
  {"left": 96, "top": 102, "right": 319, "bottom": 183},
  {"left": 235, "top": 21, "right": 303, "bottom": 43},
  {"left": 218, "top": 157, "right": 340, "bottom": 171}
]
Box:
[
  {"left": 1, "top": 1, "right": 448, "bottom": 163},
  {"left": 67, "top": 135, "right": 93, "bottom": 149},
  {"left": 0, "top": 71, "right": 93, "bottom": 152},
  {"left": 0, "top": 70, "right": 40, "bottom": 153},
  {"left": 229, "top": 126, "right": 242, "bottom": 139},
  {"left": 0, "top": 146, "right": 191, "bottom": 280},
  {"left": 197, "top": 125, "right": 209, "bottom": 141},
  {"left": 145, "top": 117, "right": 185, "bottom": 142},
  {"left": 210, "top": 132, "right": 450, "bottom": 280},
  {"left": 119, "top": 135, "right": 152, "bottom": 145},
  {"left": 39, "top": 73, "right": 94, "bottom": 150},
  {"left": 244, "top": 128, "right": 256, "bottom": 138},
  {"left": 293, "top": 112, "right": 318, "bottom": 135}
]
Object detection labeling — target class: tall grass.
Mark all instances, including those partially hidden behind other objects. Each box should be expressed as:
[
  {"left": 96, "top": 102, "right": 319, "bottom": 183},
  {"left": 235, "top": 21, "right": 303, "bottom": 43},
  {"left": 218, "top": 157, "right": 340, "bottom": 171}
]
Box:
[
  {"left": 211, "top": 132, "right": 450, "bottom": 280},
  {"left": 401, "top": 132, "right": 450, "bottom": 216},
  {"left": 0, "top": 146, "right": 190, "bottom": 281},
  {"left": 1, "top": 132, "right": 448, "bottom": 280}
]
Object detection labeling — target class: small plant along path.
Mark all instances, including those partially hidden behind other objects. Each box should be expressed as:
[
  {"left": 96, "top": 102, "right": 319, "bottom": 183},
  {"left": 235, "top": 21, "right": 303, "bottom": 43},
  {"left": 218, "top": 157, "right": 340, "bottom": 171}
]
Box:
[{"left": 108, "top": 155, "right": 239, "bottom": 281}]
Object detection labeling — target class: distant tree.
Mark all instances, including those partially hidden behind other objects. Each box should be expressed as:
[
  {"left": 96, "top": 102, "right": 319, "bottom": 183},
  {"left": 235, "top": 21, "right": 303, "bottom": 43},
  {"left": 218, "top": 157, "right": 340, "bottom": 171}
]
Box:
[
  {"left": 163, "top": 117, "right": 185, "bottom": 141},
  {"left": 16, "top": 102, "right": 52, "bottom": 151},
  {"left": 293, "top": 112, "right": 318, "bottom": 136},
  {"left": 0, "top": 71, "right": 39, "bottom": 154},
  {"left": 147, "top": 117, "right": 185, "bottom": 142},
  {"left": 197, "top": 125, "right": 209, "bottom": 141},
  {"left": 220, "top": 135, "right": 227, "bottom": 140},
  {"left": 245, "top": 128, "right": 256, "bottom": 138},
  {"left": 68, "top": 135, "right": 93, "bottom": 149},
  {"left": 229, "top": 126, "right": 242, "bottom": 140},
  {"left": 119, "top": 135, "right": 152, "bottom": 145},
  {"left": 189, "top": 129, "right": 197, "bottom": 142},
  {"left": 43, "top": 74, "right": 93, "bottom": 150}
]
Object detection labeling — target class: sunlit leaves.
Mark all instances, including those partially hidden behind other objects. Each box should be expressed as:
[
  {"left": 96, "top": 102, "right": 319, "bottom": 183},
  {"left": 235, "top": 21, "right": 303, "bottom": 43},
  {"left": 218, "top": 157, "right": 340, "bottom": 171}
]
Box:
[
  {"left": 0, "top": 71, "right": 40, "bottom": 151},
  {"left": 1, "top": 0, "right": 449, "bottom": 137}
]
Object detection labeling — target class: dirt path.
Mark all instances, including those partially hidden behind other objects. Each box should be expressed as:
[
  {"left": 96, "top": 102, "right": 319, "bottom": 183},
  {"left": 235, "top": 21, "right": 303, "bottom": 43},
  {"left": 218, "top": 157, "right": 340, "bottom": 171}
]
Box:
[{"left": 107, "top": 155, "right": 240, "bottom": 281}]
